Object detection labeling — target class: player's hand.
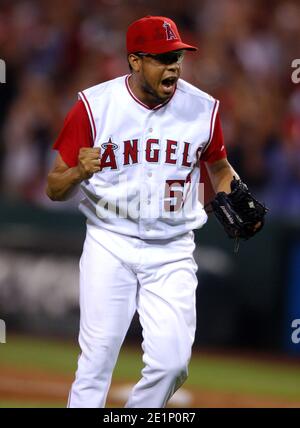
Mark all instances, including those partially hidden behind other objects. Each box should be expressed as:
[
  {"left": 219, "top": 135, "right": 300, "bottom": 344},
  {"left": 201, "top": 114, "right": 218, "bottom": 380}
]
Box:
[{"left": 77, "top": 147, "right": 101, "bottom": 180}]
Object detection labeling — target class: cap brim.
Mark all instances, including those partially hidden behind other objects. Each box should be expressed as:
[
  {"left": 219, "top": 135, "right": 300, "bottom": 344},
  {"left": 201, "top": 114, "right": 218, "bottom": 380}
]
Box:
[{"left": 146, "top": 42, "right": 198, "bottom": 54}]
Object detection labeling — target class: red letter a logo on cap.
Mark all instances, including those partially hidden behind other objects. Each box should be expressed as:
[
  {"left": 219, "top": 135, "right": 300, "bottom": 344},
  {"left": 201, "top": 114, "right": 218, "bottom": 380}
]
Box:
[{"left": 163, "top": 22, "right": 177, "bottom": 41}]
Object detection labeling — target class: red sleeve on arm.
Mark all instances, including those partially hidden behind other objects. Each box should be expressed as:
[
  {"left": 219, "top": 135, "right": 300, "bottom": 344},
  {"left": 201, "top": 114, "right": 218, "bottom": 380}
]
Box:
[
  {"left": 200, "top": 112, "right": 227, "bottom": 163},
  {"left": 53, "top": 100, "right": 93, "bottom": 167}
]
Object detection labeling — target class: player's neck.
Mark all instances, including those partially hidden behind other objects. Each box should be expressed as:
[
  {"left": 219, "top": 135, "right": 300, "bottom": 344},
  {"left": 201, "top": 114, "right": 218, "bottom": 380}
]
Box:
[{"left": 128, "top": 74, "right": 164, "bottom": 109}]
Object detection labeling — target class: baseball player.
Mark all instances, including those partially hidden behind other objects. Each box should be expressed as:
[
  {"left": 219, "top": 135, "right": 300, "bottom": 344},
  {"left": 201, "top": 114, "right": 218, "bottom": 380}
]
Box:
[{"left": 46, "top": 16, "right": 265, "bottom": 408}]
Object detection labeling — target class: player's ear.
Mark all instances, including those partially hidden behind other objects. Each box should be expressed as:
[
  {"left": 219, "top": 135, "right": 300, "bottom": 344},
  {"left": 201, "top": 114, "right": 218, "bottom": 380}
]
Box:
[{"left": 128, "top": 54, "right": 141, "bottom": 72}]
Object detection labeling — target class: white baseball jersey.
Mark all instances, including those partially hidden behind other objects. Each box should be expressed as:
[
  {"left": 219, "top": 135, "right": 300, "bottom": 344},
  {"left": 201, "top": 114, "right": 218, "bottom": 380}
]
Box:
[{"left": 78, "top": 75, "right": 219, "bottom": 239}]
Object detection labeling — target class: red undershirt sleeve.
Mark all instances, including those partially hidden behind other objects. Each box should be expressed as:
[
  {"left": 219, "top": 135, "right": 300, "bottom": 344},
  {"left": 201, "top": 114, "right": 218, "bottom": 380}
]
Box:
[
  {"left": 53, "top": 100, "right": 93, "bottom": 168},
  {"left": 200, "top": 111, "right": 227, "bottom": 163}
]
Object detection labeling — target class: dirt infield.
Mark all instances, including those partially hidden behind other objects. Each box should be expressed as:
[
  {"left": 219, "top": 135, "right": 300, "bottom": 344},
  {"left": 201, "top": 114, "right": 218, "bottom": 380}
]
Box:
[{"left": 0, "top": 365, "right": 299, "bottom": 408}]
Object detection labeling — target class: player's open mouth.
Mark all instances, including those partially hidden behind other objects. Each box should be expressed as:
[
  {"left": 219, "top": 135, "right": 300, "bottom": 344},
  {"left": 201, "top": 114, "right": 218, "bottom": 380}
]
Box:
[{"left": 160, "top": 77, "right": 177, "bottom": 93}]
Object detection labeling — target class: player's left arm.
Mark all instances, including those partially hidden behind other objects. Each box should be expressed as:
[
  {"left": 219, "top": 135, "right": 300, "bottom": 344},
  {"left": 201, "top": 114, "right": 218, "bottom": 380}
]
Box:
[
  {"left": 205, "top": 157, "right": 239, "bottom": 195},
  {"left": 201, "top": 111, "right": 266, "bottom": 237},
  {"left": 200, "top": 111, "right": 239, "bottom": 194}
]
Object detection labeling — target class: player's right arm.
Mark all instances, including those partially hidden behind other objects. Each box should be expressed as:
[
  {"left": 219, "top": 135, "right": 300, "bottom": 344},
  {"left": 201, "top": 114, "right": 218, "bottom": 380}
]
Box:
[
  {"left": 46, "top": 100, "right": 99, "bottom": 201},
  {"left": 46, "top": 148, "right": 101, "bottom": 201}
]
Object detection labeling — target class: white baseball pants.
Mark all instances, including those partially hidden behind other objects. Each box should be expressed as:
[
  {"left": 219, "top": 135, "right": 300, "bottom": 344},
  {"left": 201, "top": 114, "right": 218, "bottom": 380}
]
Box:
[{"left": 68, "top": 224, "right": 198, "bottom": 408}]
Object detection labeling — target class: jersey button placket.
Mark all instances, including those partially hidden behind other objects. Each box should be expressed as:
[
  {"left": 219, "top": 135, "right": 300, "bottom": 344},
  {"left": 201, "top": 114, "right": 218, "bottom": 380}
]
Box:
[{"left": 140, "top": 113, "right": 155, "bottom": 236}]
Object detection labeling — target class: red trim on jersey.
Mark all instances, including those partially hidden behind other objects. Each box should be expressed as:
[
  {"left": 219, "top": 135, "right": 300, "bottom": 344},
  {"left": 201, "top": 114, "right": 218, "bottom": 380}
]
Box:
[
  {"left": 79, "top": 91, "right": 97, "bottom": 141},
  {"left": 200, "top": 111, "right": 227, "bottom": 163},
  {"left": 52, "top": 100, "right": 93, "bottom": 167},
  {"left": 125, "top": 74, "right": 176, "bottom": 111},
  {"left": 207, "top": 99, "right": 218, "bottom": 145}
]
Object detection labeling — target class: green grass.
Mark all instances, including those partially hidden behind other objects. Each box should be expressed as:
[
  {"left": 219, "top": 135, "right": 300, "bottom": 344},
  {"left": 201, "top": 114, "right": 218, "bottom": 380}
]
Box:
[
  {"left": 0, "top": 336, "right": 77, "bottom": 374},
  {"left": 0, "top": 336, "right": 143, "bottom": 377},
  {"left": 1, "top": 336, "right": 300, "bottom": 403},
  {"left": 0, "top": 401, "right": 65, "bottom": 408},
  {"left": 187, "top": 356, "right": 300, "bottom": 400}
]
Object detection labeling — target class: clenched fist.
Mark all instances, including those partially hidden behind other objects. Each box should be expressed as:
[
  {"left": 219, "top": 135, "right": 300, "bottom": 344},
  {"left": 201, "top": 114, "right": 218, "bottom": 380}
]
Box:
[{"left": 77, "top": 147, "right": 101, "bottom": 180}]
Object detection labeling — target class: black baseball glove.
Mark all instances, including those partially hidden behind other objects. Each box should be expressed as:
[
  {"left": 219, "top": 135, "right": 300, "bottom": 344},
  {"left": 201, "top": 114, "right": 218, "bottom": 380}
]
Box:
[{"left": 207, "top": 177, "right": 268, "bottom": 251}]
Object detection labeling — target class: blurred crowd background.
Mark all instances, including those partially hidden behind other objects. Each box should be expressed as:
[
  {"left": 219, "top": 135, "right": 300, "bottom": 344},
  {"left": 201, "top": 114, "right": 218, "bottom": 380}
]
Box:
[
  {"left": 0, "top": 0, "right": 300, "bottom": 215},
  {"left": 0, "top": 0, "right": 300, "bottom": 355}
]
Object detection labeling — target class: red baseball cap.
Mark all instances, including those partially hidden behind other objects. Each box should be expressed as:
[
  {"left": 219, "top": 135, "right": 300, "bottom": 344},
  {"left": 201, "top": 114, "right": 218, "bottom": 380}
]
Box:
[{"left": 126, "top": 16, "right": 198, "bottom": 54}]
